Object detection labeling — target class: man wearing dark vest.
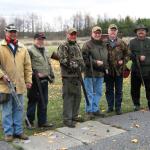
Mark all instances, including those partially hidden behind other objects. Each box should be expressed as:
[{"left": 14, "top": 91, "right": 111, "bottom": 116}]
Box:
[{"left": 26, "top": 33, "right": 54, "bottom": 128}]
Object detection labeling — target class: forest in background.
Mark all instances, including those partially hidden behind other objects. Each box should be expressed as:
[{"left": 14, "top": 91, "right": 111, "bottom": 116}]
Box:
[{"left": 0, "top": 12, "right": 150, "bottom": 39}]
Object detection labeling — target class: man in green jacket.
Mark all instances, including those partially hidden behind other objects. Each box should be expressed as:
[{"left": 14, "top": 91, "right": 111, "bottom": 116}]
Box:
[
  {"left": 26, "top": 33, "right": 55, "bottom": 128},
  {"left": 57, "top": 28, "right": 85, "bottom": 128},
  {"left": 129, "top": 24, "right": 150, "bottom": 111},
  {"left": 82, "top": 26, "right": 108, "bottom": 119}
]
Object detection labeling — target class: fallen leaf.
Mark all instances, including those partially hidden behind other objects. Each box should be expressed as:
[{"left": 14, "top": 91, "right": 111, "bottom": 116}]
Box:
[
  {"left": 133, "top": 123, "right": 140, "bottom": 128},
  {"left": 59, "top": 148, "right": 68, "bottom": 150},
  {"left": 131, "top": 139, "right": 138, "bottom": 143},
  {"left": 48, "top": 140, "right": 54, "bottom": 143}
]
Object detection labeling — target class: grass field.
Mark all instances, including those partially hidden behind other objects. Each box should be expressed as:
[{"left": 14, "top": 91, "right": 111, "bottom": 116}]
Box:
[{"left": 0, "top": 44, "right": 148, "bottom": 141}]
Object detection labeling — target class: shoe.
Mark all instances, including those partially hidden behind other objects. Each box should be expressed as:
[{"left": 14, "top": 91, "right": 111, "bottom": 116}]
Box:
[
  {"left": 73, "top": 117, "right": 84, "bottom": 122},
  {"left": 134, "top": 105, "right": 140, "bottom": 111},
  {"left": 107, "top": 108, "right": 114, "bottom": 113},
  {"left": 63, "top": 121, "right": 76, "bottom": 128},
  {"left": 14, "top": 133, "right": 29, "bottom": 140},
  {"left": 38, "top": 123, "right": 54, "bottom": 128},
  {"left": 116, "top": 109, "right": 122, "bottom": 115},
  {"left": 86, "top": 112, "right": 95, "bottom": 120},
  {"left": 93, "top": 111, "right": 105, "bottom": 118},
  {"left": 4, "top": 135, "right": 13, "bottom": 142}
]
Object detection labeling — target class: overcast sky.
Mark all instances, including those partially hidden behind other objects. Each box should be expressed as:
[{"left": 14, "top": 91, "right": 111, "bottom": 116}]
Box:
[{"left": 0, "top": 0, "right": 149, "bottom": 29}]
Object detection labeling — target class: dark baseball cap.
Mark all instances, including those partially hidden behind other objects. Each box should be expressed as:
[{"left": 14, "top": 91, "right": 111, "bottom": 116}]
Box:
[{"left": 34, "top": 32, "right": 46, "bottom": 39}]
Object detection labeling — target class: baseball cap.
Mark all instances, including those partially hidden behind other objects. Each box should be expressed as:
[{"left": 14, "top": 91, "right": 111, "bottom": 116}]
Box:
[
  {"left": 92, "top": 26, "right": 102, "bottom": 32},
  {"left": 108, "top": 24, "right": 118, "bottom": 30},
  {"left": 5, "top": 24, "right": 17, "bottom": 32},
  {"left": 67, "top": 28, "right": 77, "bottom": 34},
  {"left": 34, "top": 32, "right": 46, "bottom": 39}
]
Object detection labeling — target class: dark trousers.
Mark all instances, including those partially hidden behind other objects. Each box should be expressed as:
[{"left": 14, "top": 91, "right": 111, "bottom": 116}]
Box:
[
  {"left": 131, "top": 72, "right": 150, "bottom": 107},
  {"left": 26, "top": 78, "right": 48, "bottom": 126},
  {"left": 105, "top": 74, "right": 123, "bottom": 110},
  {"left": 62, "top": 77, "right": 81, "bottom": 123}
]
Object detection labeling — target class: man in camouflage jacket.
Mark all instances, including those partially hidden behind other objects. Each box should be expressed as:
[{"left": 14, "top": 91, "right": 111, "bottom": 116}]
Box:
[
  {"left": 105, "top": 24, "right": 128, "bottom": 115},
  {"left": 57, "top": 28, "right": 85, "bottom": 128}
]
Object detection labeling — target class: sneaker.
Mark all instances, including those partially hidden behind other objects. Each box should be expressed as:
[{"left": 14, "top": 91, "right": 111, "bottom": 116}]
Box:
[
  {"left": 93, "top": 111, "right": 105, "bottom": 117},
  {"left": 38, "top": 123, "right": 54, "bottom": 128},
  {"left": 14, "top": 133, "right": 29, "bottom": 140},
  {"left": 134, "top": 105, "right": 140, "bottom": 111},
  {"left": 4, "top": 135, "right": 13, "bottom": 142}
]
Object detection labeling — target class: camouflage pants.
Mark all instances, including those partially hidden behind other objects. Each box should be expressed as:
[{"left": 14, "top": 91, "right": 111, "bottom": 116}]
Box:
[{"left": 62, "top": 77, "right": 81, "bottom": 122}]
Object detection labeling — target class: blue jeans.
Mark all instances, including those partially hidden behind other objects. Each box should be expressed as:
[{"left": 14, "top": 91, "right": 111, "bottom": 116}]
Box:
[
  {"left": 105, "top": 75, "right": 123, "bottom": 110},
  {"left": 2, "top": 94, "right": 24, "bottom": 136},
  {"left": 84, "top": 77, "right": 104, "bottom": 112}
]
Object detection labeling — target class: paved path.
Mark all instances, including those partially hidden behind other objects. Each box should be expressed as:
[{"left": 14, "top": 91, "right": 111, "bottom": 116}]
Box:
[{"left": 2, "top": 110, "right": 150, "bottom": 150}]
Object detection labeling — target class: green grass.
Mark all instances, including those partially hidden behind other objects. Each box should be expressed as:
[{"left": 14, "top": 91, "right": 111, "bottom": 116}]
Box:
[{"left": 0, "top": 45, "right": 148, "bottom": 140}]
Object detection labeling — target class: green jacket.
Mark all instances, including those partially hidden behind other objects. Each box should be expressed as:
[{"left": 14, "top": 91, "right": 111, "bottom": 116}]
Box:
[
  {"left": 129, "top": 37, "right": 150, "bottom": 77},
  {"left": 82, "top": 38, "right": 108, "bottom": 77},
  {"left": 106, "top": 38, "right": 129, "bottom": 76},
  {"left": 57, "top": 41, "right": 85, "bottom": 77},
  {"left": 28, "top": 45, "right": 54, "bottom": 78}
]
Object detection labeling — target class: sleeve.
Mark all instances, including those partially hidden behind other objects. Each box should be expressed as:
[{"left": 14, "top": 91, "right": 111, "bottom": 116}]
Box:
[
  {"left": 122, "top": 40, "right": 130, "bottom": 64},
  {"left": 24, "top": 48, "right": 32, "bottom": 84},
  {"left": 128, "top": 40, "right": 136, "bottom": 61},
  {"left": 57, "top": 44, "right": 70, "bottom": 68},
  {"left": 0, "top": 50, "right": 5, "bottom": 78}
]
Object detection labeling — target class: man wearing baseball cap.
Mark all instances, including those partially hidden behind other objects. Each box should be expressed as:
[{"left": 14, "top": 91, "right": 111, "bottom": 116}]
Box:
[
  {"left": 82, "top": 26, "right": 108, "bottom": 119},
  {"left": 26, "top": 32, "right": 55, "bottom": 128},
  {"left": 105, "top": 24, "right": 129, "bottom": 115},
  {"left": 57, "top": 28, "right": 85, "bottom": 127},
  {"left": 129, "top": 24, "right": 150, "bottom": 111},
  {"left": 0, "top": 24, "right": 32, "bottom": 141}
]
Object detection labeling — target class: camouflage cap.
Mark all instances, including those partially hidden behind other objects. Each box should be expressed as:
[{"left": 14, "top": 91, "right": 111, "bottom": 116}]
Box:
[
  {"left": 108, "top": 24, "right": 118, "bottom": 30},
  {"left": 92, "top": 26, "right": 102, "bottom": 32},
  {"left": 5, "top": 24, "right": 17, "bottom": 32},
  {"left": 134, "top": 24, "right": 148, "bottom": 33},
  {"left": 67, "top": 28, "right": 77, "bottom": 34}
]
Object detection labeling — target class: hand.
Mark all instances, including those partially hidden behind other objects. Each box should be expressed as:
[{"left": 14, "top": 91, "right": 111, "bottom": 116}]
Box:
[
  {"left": 118, "top": 60, "right": 123, "bottom": 65},
  {"left": 26, "top": 83, "right": 32, "bottom": 89},
  {"left": 96, "top": 60, "right": 103, "bottom": 66},
  {"left": 70, "top": 61, "right": 78, "bottom": 69},
  {"left": 2, "top": 75, "right": 10, "bottom": 83},
  {"left": 140, "top": 55, "right": 146, "bottom": 62}
]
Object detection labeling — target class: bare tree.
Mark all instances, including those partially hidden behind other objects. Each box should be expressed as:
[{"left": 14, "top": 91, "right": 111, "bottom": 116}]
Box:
[{"left": 0, "top": 17, "right": 6, "bottom": 38}]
